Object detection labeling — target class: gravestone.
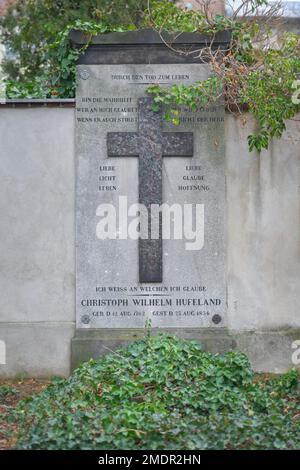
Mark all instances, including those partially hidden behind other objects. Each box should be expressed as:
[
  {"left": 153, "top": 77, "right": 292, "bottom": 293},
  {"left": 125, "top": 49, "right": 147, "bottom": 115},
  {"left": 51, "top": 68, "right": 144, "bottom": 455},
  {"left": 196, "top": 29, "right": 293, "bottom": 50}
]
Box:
[{"left": 71, "top": 29, "right": 233, "bottom": 368}]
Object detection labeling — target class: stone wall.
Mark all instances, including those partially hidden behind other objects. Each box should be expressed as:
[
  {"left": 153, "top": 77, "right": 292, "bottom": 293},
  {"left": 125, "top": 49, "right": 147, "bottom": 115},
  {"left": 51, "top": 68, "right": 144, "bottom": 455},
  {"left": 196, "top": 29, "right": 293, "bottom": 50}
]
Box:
[
  {"left": 0, "top": 105, "right": 75, "bottom": 376},
  {"left": 177, "top": 0, "right": 225, "bottom": 14},
  {"left": 0, "top": 103, "right": 299, "bottom": 376}
]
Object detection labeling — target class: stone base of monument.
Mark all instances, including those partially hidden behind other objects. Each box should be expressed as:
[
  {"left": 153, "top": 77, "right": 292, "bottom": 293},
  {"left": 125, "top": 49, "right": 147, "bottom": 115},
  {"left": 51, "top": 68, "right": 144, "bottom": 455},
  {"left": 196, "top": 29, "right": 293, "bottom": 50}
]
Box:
[{"left": 71, "top": 328, "right": 300, "bottom": 374}]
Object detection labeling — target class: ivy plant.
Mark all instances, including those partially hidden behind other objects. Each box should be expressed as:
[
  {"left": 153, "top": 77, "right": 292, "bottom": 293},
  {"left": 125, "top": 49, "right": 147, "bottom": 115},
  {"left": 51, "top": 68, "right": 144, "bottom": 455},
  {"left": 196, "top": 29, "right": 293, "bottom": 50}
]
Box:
[{"left": 11, "top": 334, "right": 300, "bottom": 450}]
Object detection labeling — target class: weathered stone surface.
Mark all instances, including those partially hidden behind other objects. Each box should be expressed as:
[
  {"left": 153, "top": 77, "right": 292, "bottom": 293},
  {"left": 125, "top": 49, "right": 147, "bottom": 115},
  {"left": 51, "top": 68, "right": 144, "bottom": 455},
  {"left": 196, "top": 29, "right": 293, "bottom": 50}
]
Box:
[
  {"left": 70, "top": 29, "right": 231, "bottom": 66},
  {"left": 76, "top": 63, "right": 226, "bottom": 329},
  {"left": 0, "top": 107, "right": 75, "bottom": 324}
]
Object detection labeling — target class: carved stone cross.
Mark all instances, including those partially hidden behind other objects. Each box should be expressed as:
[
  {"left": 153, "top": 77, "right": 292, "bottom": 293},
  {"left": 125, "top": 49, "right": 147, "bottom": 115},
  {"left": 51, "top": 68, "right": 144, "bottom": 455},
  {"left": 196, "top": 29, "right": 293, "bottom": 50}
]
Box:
[{"left": 107, "top": 97, "right": 193, "bottom": 283}]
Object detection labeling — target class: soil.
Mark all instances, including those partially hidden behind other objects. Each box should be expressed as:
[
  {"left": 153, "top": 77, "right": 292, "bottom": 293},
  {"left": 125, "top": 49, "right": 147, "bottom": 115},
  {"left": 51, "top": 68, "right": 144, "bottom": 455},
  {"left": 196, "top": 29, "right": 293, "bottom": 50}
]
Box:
[{"left": 0, "top": 378, "right": 50, "bottom": 450}]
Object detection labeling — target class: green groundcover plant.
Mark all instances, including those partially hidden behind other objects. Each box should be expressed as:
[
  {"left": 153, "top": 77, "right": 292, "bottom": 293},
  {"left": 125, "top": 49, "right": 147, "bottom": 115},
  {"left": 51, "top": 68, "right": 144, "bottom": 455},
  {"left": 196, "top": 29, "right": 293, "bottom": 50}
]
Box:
[
  {"left": 0, "top": 384, "right": 19, "bottom": 400},
  {"left": 1, "top": 0, "right": 299, "bottom": 151},
  {"left": 11, "top": 334, "right": 300, "bottom": 450}
]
